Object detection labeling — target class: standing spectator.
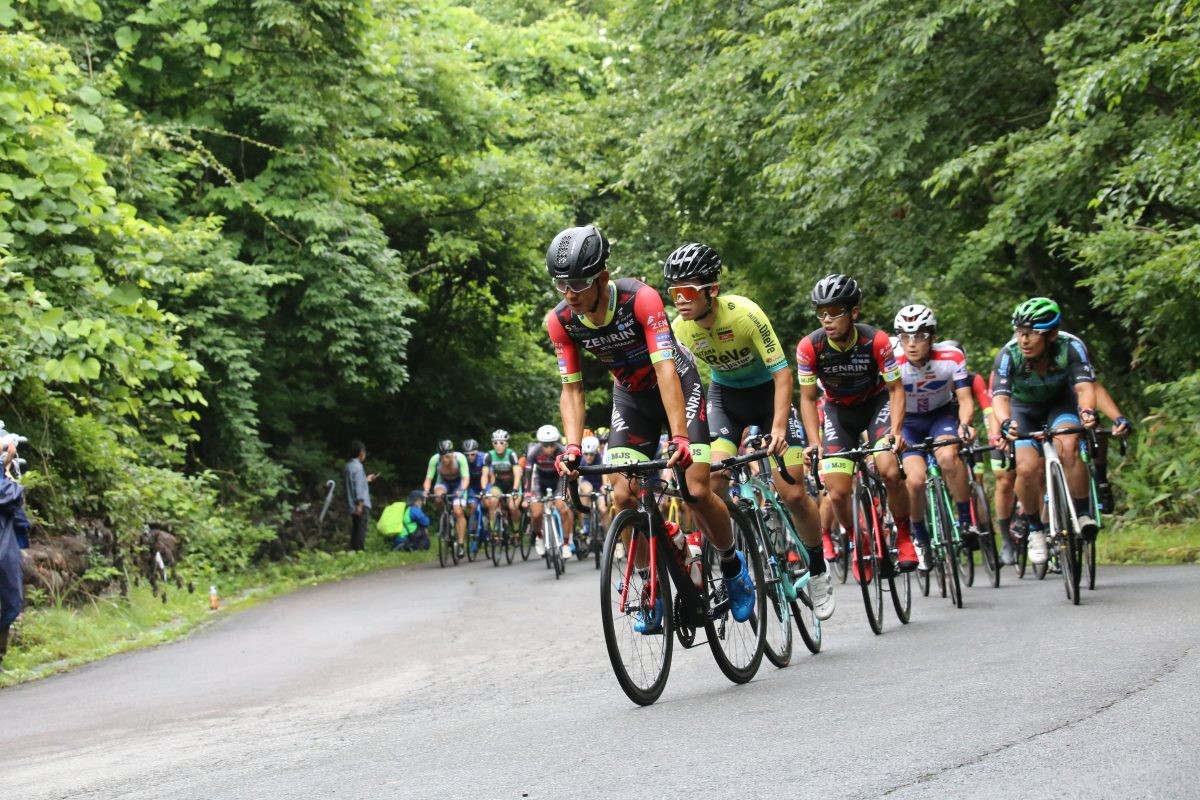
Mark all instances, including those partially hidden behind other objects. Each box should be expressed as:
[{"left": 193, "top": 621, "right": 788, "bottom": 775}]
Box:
[
  {"left": 0, "top": 441, "right": 28, "bottom": 671},
  {"left": 344, "top": 440, "right": 376, "bottom": 552}
]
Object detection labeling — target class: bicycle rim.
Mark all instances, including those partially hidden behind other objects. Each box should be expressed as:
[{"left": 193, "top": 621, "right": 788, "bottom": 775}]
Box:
[
  {"left": 1050, "top": 464, "right": 1080, "bottom": 604},
  {"left": 889, "top": 569, "right": 912, "bottom": 624},
  {"left": 703, "top": 501, "right": 766, "bottom": 683},
  {"left": 972, "top": 482, "right": 1000, "bottom": 588},
  {"left": 832, "top": 529, "right": 849, "bottom": 584},
  {"left": 600, "top": 510, "right": 673, "bottom": 706},
  {"left": 1085, "top": 538, "right": 1096, "bottom": 590},
  {"left": 519, "top": 511, "right": 532, "bottom": 560}
]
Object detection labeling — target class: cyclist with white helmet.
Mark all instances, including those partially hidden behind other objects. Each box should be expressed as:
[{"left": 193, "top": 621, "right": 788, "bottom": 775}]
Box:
[
  {"left": 892, "top": 304, "right": 976, "bottom": 570},
  {"left": 578, "top": 435, "right": 608, "bottom": 534},
  {"left": 524, "top": 424, "right": 574, "bottom": 560},
  {"left": 423, "top": 439, "right": 470, "bottom": 559},
  {"left": 482, "top": 429, "right": 522, "bottom": 536}
]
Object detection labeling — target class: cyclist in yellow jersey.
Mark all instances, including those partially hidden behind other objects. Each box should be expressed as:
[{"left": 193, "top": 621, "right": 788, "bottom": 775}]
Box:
[{"left": 666, "top": 243, "right": 833, "bottom": 620}]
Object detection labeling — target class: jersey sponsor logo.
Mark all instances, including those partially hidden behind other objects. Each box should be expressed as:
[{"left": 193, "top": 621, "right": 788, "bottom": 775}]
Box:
[
  {"left": 580, "top": 328, "right": 638, "bottom": 349},
  {"left": 611, "top": 407, "right": 629, "bottom": 433},
  {"left": 702, "top": 346, "right": 754, "bottom": 370},
  {"left": 685, "top": 381, "right": 704, "bottom": 423},
  {"left": 717, "top": 329, "right": 735, "bottom": 342}
]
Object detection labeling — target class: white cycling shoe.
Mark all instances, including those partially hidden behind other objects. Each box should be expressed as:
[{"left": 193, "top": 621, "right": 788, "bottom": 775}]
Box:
[
  {"left": 534, "top": 536, "right": 546, "bottom": 557},
  {"left": 1028, "top": 531, "right": 1049, "bottom": 565},
  {"left": 808, "top": 571, "right": 836, "bottom": 621}
]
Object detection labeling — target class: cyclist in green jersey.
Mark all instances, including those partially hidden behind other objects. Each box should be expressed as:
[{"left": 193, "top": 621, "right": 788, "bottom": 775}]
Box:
[
  {"left": 423, "top": 439, "right": 470, "bottom": 559},
  {"left": 666, "top": 243, "right": 833, "bottom": 620},
  {"left": 482, "top": 429, "right": 522, "bottom": 533}
]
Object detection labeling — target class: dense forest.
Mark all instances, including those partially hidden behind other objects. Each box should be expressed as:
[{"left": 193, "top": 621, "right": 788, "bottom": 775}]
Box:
[{"left": 1, "top": 0, "right": 1196, "bottom": 590}]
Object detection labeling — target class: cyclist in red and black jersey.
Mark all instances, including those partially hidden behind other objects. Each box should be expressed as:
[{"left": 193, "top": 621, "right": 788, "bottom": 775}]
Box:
[
  {"left": 545, "top": 224, "right": 757, "bottom": 628},
  {"left": 796, "top": 274, "right": 917, "bottom": 572}
]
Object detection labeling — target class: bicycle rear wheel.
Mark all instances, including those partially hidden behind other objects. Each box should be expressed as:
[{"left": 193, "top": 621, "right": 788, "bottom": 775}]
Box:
[
  {"left": 601, "top": 510, "right": 673, "bottom": 706},
  {"left": 917, "top": 566, "right": 930, "bottom": 597},
  {"left": 831, "top": 528, "right": 849, "bottom": 584},
  {"left": 490, "top": 512, "right": 503, "bottom": 567},
  {"left": 971, "top": 481, "right": 1000, "bottom": 588},
  {"left": 854, "top": 484, "right": 884, "bottom": 635},
  {"left": 784, "top": 527, "right": 822, "bottom": 654},
  {"left": 702, "top": 501, "right": 766, "bottom": 683},
  {"left": 957, "top": 541, "right": 975, "bottom": 588},
  {"left": 1084, "top": 538, "right": 1096, "bottom": 590},
  {"left": 592, "top": 507, "right": 603, "bottom": 570},
  {"left": 438, "top": 516, "right": 449, "bottom": 568}
]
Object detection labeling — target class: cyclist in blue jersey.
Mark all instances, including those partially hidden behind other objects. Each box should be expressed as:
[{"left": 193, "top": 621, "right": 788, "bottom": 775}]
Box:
[{"left": 462, "top": 439, "right": 487, "bottom": 551}]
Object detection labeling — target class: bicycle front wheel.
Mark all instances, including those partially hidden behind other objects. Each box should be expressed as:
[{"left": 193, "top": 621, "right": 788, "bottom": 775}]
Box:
[
  {"left": 490, "top": 513, "right": 503, "bottom": 567},
  {"left": 1049, "top": 463, "right": 1080, "bottom": 604},
  {"left": 933, "top": 482, "right": 962, "bottom": 609},
  {"left": 1084, "top": 537, "right": 1096, "bottom": 590},
  {"left": 703, "top": 501, "right": 766, "bottom": 683},
  {"left": 600, "top": 509, "right": 673, "bottom": 706},
  {"left": 854, "top": 484, "right": 884, "bottom": 635},
  {"left": 888, "top": 535, "right": 912, "bottom": 624},
  {"left": 832, "top": 528, "right": 849, "bottom": 584},
  {"left": 519, "top": 508, "right": 532, "bottom": 560},
  {"left": 753, "top": 505, "right": 793, "bottom": 669},
  {"left": 972, "top": 481, "right": 1001, "bottom": 588}
]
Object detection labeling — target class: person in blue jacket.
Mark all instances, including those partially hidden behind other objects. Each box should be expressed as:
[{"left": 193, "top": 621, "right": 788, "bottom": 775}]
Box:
[{"left": 0, "top": 441, "right": 30, "bottom": 671}]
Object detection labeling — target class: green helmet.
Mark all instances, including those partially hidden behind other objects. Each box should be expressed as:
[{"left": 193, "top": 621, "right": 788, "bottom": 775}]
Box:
[{"left": 1011, "top": 297, "right": 1061, "bottom": 331}]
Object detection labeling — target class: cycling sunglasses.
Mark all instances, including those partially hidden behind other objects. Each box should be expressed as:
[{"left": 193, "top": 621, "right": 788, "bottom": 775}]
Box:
[
  {"left": 899, "top": 331, "right": 933, "bottom": 343},
  {"left": 555, "top": 276, "right": 597, "bottom": 294},
  {"left": 669, "top": 283, "right": 714, "bottom": 303},
  {"left": 815, "top": 307, "right": 850, "bottom": 322}
]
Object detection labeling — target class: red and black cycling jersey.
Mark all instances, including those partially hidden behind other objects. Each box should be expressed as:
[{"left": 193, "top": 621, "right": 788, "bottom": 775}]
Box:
[
  {"left": 546, "top": 277, "right": 682, "bottom": 393},
  {"left": 795, "top": 323, "right": 900, "bottom": 407}
]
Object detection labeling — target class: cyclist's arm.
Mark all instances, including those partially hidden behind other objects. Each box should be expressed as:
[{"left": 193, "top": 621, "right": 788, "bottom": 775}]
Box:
[
  {"left": 955, "top": 385, "right": 975, "bottom": 430},
  {"left": 636, "top": 285, "right": 688, "bottom": 441},
  {"left": 654, "top": 358, "right": 689, "bottom": 440},
  {"left": 1094, "top": 381, "right": 1124, "bottom": 422},
  {"left": 423, "top": 454, "right": 437, "bottom": 493},
  {"left": 480, "top": 455, "right": 492, "bottom": 488},
  {"left": 874, "top": 330, "right": 904, "bottom": 443},
  {"left": 796, "top": 335, "right": 821, "bottom": 449},
  {"left": 457, "top": 453, "right": 469, "bottom": 492},
  {"left": 771, "top": 366, "right": 794, "bottom": 453},
  {"left": 560, "top": 380, "right": 587, "bottom": 451}
]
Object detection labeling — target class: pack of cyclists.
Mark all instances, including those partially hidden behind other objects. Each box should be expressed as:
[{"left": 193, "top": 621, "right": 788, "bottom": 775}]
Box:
[{"left": 418, "top": 224, "right": 1132, "bottom": 633}]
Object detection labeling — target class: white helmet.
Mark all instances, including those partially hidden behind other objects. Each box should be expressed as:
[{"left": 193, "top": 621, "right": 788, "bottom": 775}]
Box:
[
  {"left": 894, "top": 304, "right": 937, "bottom": 333},
  {"left": 581, "top": 435, "right": 600, "bottom": 455},
  {"left": 491, "top": 429, "right": 509, "bottom": 443},
  {"left": 536, "top": 424, "right": 560, "bottom": 444}
]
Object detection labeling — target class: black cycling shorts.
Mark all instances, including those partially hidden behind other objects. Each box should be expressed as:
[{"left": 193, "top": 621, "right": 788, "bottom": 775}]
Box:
[
  {"left": 708, "top": 379, "right": 806, "bottom": 456},
  {"left": 608, "top": 358, "right": 711, "bottom": 465}
]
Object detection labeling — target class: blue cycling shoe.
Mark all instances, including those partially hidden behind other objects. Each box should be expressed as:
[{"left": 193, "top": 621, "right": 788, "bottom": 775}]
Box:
[
  {"left": 726, "top": 552, "right": 756, "bottom": 623},
  {"left": 634, "top": 596, "right": 663, "bottom": 635}
]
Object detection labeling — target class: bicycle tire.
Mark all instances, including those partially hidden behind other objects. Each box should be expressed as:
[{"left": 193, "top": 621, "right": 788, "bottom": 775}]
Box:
[
  {"left": 1049, "top": 463, "right": 1080, "bottom": 604},
  {"left": 490, "top": 511, "right": 503, "bottom": 567},
  {"left": 854, "top": 483, "right": 884, "bottom": 635},
  {"left": 600, "top": 509, "right": 673, "bottom": 706},
  {"left": 702, "top": 501, "right": 766, "bottom": 683},
  {"left": 888, "top": 527, "right": 912, "bottom": 624},
  {"left": 592, "top": 507, "right": 603, "bottom": 570},
  {"left": 519, "top": 508, "right": 532, "bottom": 561},
  {"left": 753, "top": 503, "right": 793, "bottom": 669},
  {"left": 934, "top": 479, "right": 962, "bottom": 609},
  {"left": 437, "top": 518, "right": 449, "bottom": 568},
  {"left": 465, "top": 508, "right": 478, "bottom": 562},
  {"left": 971, "top": 481, "right": 1001, "bottom": 588},
  {"left": 1084, "top": 537, "right": 1096, "bottom": 590},
  {"left": 917, "top": 565, "right": 930, "bottom": 597},
  {"left": 958, "top": 539, "right": 975, "bottom": 588},
  {"left": 783, "top": 521, "right": 821, "bottom": 654}
]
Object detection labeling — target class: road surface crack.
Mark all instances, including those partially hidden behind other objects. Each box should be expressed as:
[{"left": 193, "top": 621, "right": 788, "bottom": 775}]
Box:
[{"left": 876, "top": 646, "right": 1192, "bottom": 798}]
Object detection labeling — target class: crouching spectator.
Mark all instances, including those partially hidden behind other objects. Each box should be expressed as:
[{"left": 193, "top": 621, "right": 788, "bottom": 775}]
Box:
[{"left": 377, "top": 490, "right": 431, "bottom": 552}]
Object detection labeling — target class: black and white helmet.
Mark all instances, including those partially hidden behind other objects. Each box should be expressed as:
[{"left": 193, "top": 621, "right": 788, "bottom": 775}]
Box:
[
  {"left": 491, "top": 429, "right": 509, "bottom": 443},
  {"left": 894, "top": 304, "right": 937, "bottom": 333},
  {"left": 546, "top": 225, "right": 609, "bottom": 279},
  {"left": 663, "top": 243, "right": 721, "bottom": 283},
  {"left": 810, "top": 274, "right": 862, "bottom": 307}
]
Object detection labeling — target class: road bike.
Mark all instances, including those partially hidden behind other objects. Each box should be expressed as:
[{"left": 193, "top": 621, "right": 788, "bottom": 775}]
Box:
[
  {"left": 531, "top": 487, "right": 568, "bottom": 579},
  {"left": 569, "top": 459, "right": 766, "bottom": 706},
  {"left": 465, "top": 495, "right": 491, "bottom": 563},
  {"left": 1079, "top": 428, "right": 1126, "bottom": 591},
  {"left": 713, "top": 438, "right": 822, "bottom": 667},
  {"left": 908, "top": 438, "right": 967, "bottom": 609},
  {"left": 435, "top": 493, "right": 460, "bottom": 568},
  {"left": 488, "top": 492, "right": 518, "bottom": 566},
  {"left": 827, "top": 443, "right": 911, "bottom": 635}
]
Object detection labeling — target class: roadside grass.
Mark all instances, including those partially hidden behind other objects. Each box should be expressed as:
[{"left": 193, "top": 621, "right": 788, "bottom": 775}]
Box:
[
  {"left": 1099, "top": 519, "right": 1200, "bottom": 565},
  {"left": 0, "top": 544, "right": 437, "bottom": 688}
]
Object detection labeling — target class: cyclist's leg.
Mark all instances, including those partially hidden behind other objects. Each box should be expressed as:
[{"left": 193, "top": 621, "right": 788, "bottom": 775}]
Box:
[
  {"left": 1050, "top": 402, "right": 1095, "bottom": 536},
  {"left": 705, "top": 382, "right": 740, "bottom": 500},
  {"left": 774, "top": 404, "right": 820, "bottom": 547},
  {"left": 453, "top": 492, "right": 467, "bottom": 546},
  {"left": 900, "top": 411, "right": 933, "bottom": 549},
  {"left": 818, "top": 403, "right": 863, "bottom": 534},
  {"left": 868, "top": 396, "right": 916, "bottom": 570},
  {"left": 929, "top": 411, "right": 973, "bottom": 535},
  {"left": 607, "top": 387, "right": 659, "bottom": 567}
]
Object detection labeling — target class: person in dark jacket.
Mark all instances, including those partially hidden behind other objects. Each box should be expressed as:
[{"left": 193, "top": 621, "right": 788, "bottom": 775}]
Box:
[
  {"left": 343, "top": 440, "right": 377, "bottom": 551},
  {"left": 0, "top": 441, "right": 29, "bottom": 670}
]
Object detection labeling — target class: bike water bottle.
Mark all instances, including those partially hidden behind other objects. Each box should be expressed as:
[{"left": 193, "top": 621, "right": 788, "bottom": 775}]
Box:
[
  {"left": 686, "top": 530, "right": 704, "bottom": 589},
  {"left": 208, "top": 585, "right": 220, "bottom": 610}
]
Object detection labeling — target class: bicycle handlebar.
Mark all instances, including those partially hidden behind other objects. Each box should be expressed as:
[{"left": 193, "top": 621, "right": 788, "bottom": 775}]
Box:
[
  {"left": 566, "top": 460, "right": 694, "bottom": 513},
  {"left": 709, "top": 434, "right": 796, "bottom": 485}
]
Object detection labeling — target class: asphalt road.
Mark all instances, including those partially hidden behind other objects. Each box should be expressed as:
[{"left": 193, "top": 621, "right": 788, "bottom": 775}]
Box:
[{"left": 1, "top": 553, "right": 1197, "bottom": 800}]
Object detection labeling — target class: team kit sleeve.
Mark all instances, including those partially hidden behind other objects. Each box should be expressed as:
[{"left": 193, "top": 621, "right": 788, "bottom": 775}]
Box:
[
  {"left": 972, "top": 373, "right": 993, "bottom": 415},
  {"left": 795, "top": 336, "right": 818, "bottom": 387},
  {"left": 425, "top": 454, "right": 439, "bottom": 481},
  {"left": 873, "top": 329, "right": 901, "bottom": 382},
  {"left": 546, "top": 309, "right": 583, "bottom": 384},
  {"left": 1065, "top": 336, "right": 1097, "bottom": 385},
  {"left": 740, "top": 299, "right": 788, "bottom": 373},
  {"left": 991, "top": 349, "right": 1013, "bottom": 397},
  {"left": 633, "top": 284, "right": 676, "bottom": 365},
  {"left": 948, "top": 346, "right": 971, "bottom": 389}
]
